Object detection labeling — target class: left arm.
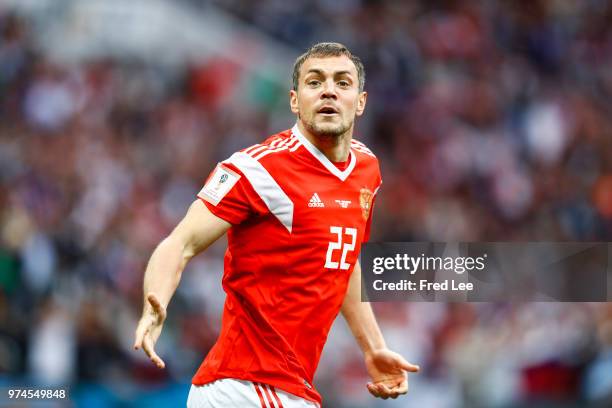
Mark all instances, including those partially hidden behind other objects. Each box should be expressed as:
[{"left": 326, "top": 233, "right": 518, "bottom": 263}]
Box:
[{"left": 341, "top": 261, "right": 420, "bottom": 399}]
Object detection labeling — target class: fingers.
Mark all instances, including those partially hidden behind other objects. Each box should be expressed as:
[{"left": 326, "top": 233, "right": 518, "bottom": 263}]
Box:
[
  {"left": 399, "top": 358, "right": 420, "bottom": 373},
  {"left": 367, "top": 383, "right": 383, "bottom": 399},
  {"left": 367, "top": 374, "right": 408, "bottom": 399},
  {"left": 133, "top": 293, "right": 166, "bottom": 369},
  {"left": 134, "top": 292, "right": 166, "bottom": 350},
  {"left": 147, "top": 293, "right": 167, "bottom": 323},
  {"left": 394, "top": 378, "right": 408, "bottom": 395},
  {"left": 367, "top": 383, "right": 400, "bottom": 400},
  {"left": 143, "top": 334, "right": 165, "bottom": 369},
  {"left": 133, "top": 318, "right": 149, "bottom": 350},
  {"left": 378, "top": 383, "right": 394, "bottom": 399},
  {"left": 133, "top": 322, "right": 166, "bottom": 369},
  {"left": 381, "top": 383, "right": 401, "bottom": 399}
]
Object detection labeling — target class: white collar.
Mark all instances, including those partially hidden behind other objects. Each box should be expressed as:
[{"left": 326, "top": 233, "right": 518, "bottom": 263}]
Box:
[{"left": 291, "top": 124, "right": 356, "bottom": 182}]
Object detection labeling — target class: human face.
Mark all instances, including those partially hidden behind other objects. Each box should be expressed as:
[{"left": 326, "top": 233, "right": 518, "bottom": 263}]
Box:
[{"left": 290, "top": 56, "right": 367, "bottom": 139}]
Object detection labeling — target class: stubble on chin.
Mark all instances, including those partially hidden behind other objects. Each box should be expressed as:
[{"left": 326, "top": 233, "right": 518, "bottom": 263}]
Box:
[{"left": 305, "top": 118, "right": 350, "bottom": 140}]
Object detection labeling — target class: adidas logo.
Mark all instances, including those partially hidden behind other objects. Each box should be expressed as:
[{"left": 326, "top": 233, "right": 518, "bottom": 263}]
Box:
[
  {"left": 335, "top": 200, "right": 351, "bottom": 208},
  {"left": 308, "top": 193, "right": 325, "bottom": 208}
]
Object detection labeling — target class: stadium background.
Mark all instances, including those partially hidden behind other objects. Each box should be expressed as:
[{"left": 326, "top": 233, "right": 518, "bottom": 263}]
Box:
[{"left": 0, "top": 0, "right": 611, "bottom": 406}]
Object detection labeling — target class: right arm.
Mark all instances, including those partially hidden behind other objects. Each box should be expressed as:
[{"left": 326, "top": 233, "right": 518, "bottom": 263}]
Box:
[{"left": 133, "top": 199, "right": 231, "bottom": 368}]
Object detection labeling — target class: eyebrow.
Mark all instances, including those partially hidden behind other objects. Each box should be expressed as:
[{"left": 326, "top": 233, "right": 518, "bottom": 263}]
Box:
[{"left": 305, "top": 69, "right": 353, "bottom": 77}]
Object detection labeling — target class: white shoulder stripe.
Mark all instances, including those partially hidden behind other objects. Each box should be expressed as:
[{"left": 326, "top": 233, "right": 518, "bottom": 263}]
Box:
[
  {"left": 351, "top": 140, "right": 374, "bottom": 151},
  {"left": 250, "top": 137, "right": 300, "bottom": 160},
  {"left": 251, "top": 138, "right": 290, "bottom": 160},
  {"left": 244, "top": 144, "right": 263, "bottom": 155},
  {"left": 247, "top": 145, "right": 269, "bottom": 157},
  {"left": 289, "top": 138, "right": 302, "bottom": 152},
  {"left": 283, "top": 136, "right": 299, "bottom": 148},
  {"left": 224, "top": 152, "right": 294, "bottom": 232},
  {"left": 270, "top": 138, "right": 283, "bottom": 148},
  {"left": 352, "top": 146, "right": 376, "bottom": 158},
  {"left": 351, "top": 141, "right": 376, "bottom": 157},
  {"left": 275, "top": 136, "right": 294, "bottom": 149},
  {"left": 350, "top": 143, "right": 371, "bottom": 151},
  {"left": 351, "top": 140, "right": 374, "bottom": 152},
  {"left": 253, "top": 146, "right": 287, "bottom": 160},
  {"left": 269, "top": 137, "right": 288, "bottom": 149},
  {"left": 253, "top": 146, "right": 285, "bottom": 160}
]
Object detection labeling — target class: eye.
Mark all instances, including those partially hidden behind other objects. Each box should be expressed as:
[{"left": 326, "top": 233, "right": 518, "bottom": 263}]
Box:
[
  {"left": 338, "top": 80, "right": 350, "bottom": 87},
  {"left": 307, "top": 80, "right": 321, "bottom": 87}
]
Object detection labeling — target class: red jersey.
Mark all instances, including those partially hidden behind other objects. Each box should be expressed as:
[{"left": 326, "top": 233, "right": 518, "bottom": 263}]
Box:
[{"left": 192, "top": 124, "right": 382, "bottom": 405}]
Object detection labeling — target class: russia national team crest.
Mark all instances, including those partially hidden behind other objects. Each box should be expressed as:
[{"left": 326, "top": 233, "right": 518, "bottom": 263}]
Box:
[{"left": 359, "top": 188, "right": 373, "bottom": 220}]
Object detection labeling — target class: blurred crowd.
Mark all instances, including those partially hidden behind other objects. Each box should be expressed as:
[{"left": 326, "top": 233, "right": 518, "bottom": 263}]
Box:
[{"left": 1, "top": 0, "right": 611, "bottom": 406}]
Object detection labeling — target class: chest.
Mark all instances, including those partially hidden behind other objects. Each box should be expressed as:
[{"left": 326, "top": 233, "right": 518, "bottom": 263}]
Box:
[{"left": 277, "top": 165, "right": 374, "bottom": 237}]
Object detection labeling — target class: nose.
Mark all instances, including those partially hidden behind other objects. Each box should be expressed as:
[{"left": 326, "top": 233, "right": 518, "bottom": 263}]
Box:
[{"left": 321, "top": 80, "right": 337, "bottom": 99}]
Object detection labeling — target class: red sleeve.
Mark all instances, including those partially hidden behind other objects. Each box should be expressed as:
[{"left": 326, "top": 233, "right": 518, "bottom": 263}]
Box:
[
  {"left": 363, "top": 163, "right": 382, "bottom": 243},
  {"left": 362, "top": 195, "right": 377, "bottom": 243},
  {"left": 196, "top": 163, "right": 267, "bottom": 225}
]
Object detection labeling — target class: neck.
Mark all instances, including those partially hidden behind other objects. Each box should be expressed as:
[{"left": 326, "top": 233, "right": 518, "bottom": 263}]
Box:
[{"left": 297, "top": 121, "right": 352, "bottom": 162}]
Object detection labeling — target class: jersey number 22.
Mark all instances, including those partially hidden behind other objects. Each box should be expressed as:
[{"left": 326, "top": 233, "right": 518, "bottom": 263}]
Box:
[{"left": 325, "top": 226, "right": 357, "bottom": 270}]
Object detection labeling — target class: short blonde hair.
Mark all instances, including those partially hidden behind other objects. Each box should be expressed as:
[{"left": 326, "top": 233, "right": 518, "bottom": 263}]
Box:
[{"left": 292, "top": 42, "right": 365, "bottom": 92}]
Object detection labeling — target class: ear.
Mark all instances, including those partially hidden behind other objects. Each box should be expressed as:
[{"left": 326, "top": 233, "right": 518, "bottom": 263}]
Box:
[
  {"left": 289, "top": 90, "right": 299, "bottom": 114},
  {"left": 356, "top": 91, "right": 367, "bottom": 116}
]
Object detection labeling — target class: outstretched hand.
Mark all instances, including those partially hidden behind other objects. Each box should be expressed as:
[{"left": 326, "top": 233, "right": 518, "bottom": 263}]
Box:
[
  {"left": 134, "top": 293, "right": 167, "bottom": 369},
  {"left": 365, "top": 348, "right": 420, "bottom": 399}
]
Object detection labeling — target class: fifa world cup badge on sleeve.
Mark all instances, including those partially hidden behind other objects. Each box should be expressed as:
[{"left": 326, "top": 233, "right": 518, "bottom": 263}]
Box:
[
  {"left": 200, "top": 165, "right": 241, "bottom": 205},
  {"left": 359, "top": 188, "right": 373, "bottom": 220}
]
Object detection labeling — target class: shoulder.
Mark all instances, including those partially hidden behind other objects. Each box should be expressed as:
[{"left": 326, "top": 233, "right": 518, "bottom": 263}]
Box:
[
  {"left": 351, "top": 138, "right": 382, "bottom": 191},
  {"left": 237, "top": 129, "right": 300, "bottom": 162},
  {"left": 351, "top": 138, "right": 380, "bottom": 166},
  {"left": 351, "top": 138, "right": 377, "bottom": 158},
  {"left": 220, "top": 129, "right": 299, "bottom": 176}
]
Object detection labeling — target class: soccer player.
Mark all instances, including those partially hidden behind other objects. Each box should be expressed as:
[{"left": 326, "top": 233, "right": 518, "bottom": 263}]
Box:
[{"left": 134, "top": 42, "right": 419, "bottom": 407}]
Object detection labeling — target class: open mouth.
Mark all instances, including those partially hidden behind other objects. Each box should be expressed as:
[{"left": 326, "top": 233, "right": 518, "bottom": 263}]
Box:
[{"left": 317, "top": 106, "right": 339, "bottom": 115}]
